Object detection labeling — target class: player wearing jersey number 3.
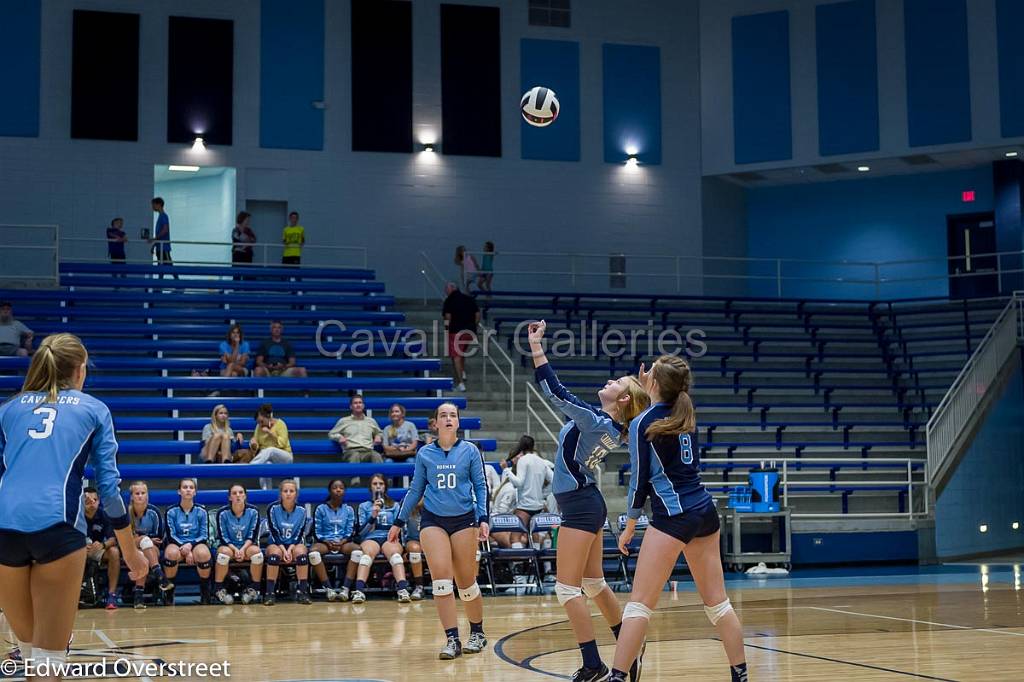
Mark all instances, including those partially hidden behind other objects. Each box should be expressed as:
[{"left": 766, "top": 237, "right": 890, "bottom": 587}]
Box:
[{"left": 0, "top": 334, "right": 148, "bottom": 681}]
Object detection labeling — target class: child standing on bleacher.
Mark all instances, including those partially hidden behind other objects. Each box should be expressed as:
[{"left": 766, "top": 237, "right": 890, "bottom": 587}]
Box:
[
  {"left": 163, "top": 478, "right": 213, "bottom": 604},
  {"left": 310, "top": 479, "right": 357, "bottom": 602},
  {"left": 213, "top": 484, "right": 263, "bottom": 605}
]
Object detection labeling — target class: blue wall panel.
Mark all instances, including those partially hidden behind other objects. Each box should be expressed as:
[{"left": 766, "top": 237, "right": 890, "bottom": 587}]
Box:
[
  {"left": 936, "top": 355, "right": 1024, "bottom": 559},
  {"left": 996, "top": 0, "right": 1024, "bottom": 138},
  {"left": 732, "top": 11, "right": 791, "bottom": 164},
  {"left": 792, "top": 531, "right": 918, "bottom": 564},
  {"left": 602, "top": 44, "right": 661, "bottom": 164},
  {"left": 521, "top": 39, "right": 580, "bottom": 162},
  {"left": 0, "top": 0, "right": 41, "bottom": 137},
  {"left": 904, "top": 0, "right": 971, "bottom": 147},
  {"left": 260, "top": 0, "right": 324, "bottom": 150},
  {"left": 816, "top": 0, "right": 879, "bottom": 156}
]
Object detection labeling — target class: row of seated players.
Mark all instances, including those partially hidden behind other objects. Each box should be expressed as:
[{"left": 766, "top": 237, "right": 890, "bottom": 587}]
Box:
[{"left": 83, "top": 476, "right": 433, "bottom": 609}]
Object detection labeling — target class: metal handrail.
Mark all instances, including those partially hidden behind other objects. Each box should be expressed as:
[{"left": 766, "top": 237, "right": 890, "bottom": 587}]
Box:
[
  {"left": 0, "top": 224, "right": 60, "bottom": 287},
  {"left": 481, "top": 326, "right": 515, "bottom": 417},
  {"left": 419, "top": 251, "right": 448, "bottom": 302},
  {"left": 523, "top": 379, "right": 562, "bottom": 448}
]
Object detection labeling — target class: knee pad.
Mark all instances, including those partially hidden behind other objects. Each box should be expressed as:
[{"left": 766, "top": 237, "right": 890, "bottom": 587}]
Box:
[
  {"left": 458, "top": 582, "right": 481, "bottom": 602},
  {"left": 197, "top": 560, "right": 212, "bottom": 570},
  {"left": 704, "top": 599, "right": 733, "bottom": 626},
  {"left": 308, "top": 551, "right": 322, "bottom": 566},
  {"left": 623, "top": 601, "right": 654, "bottom": 621},
  {"left": 389, "top": 552, "right": 404, "bottom": 567},
  {"left": 139, "top": 536, "right": 154, "bottom": 551},
  {"left": 475, "top": 549, "right": 481, "bottom": 563},
  {"left": 295, "top": 554, "right": 308, "bottom": 566},
  {"left": 267, "top": 554, "right": 281, "bottom": 566},
  {"left": 216, "top": 553, "right": 231, "bottom": 566},
  {"left": 581, "top": 577, "right": 607, "bottom": 598},
  {"left": 161, "top": 557, "right": 177, "bottom": 568},
  {"left": 349, "top": 550, "right": 364, "bottom": 565},
  {"left": 358, "top": 553, "right": 373, "bottom": 567},
  {"left": 250, "top": 552, "right": 264, "bottom": 566},
  {"left": 432, "top": 579, "right": 454, "bottom": 597},
  {"left": 408, "top": 552, "right": 422, "bottom": 564},
  {"left": 555, "top": 581, "right": 583, "bottom": 606}
]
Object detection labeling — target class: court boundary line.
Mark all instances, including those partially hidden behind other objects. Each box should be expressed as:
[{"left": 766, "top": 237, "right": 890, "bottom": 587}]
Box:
[{"left": 808, "top": 606, "right": 1024, "bottom": 638}]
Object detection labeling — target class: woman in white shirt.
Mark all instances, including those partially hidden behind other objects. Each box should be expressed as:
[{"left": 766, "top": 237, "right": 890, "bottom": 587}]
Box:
[
  {"left": 502, "top": 436, "right": 553, "bottom": 545},
  {"left": 488, "top": 469, "right": 519, "bottom": 549}
]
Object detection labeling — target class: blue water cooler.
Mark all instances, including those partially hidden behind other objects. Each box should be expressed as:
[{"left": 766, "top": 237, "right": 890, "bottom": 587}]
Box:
[{"left": 749, "top": 467, "right": 780, "bottom": 512}]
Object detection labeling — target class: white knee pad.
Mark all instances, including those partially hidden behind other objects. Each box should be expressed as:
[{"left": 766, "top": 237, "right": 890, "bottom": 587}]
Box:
[
  {"left": 475, "top": 549, "right": 481, "bottom": 563},
  {"left": 139, "top": 536, "right": 154, "bottom": 550},
  {"left": 432, "top": 579, "right": 454, "bottom": 596},
  {"left": 704, "top": 599, "right": 734, "bottom": 626},
  {"left": 581, "top": 577, "right": 607, "bottom": 598},
  {"left": 216, "top": 552, "right": 231, "bottom": 566},
  {"left": 359, "top": 553, "right": 373, "bottom": 567},
  {"left": 250, "top": 552, "right": 264, "bottom": 566},
  {"left": 308, "top": 551, "right": 322, "bottom": 566},
  {"left": 458, "top": 582, "right": 481, "bottom": 601},
  {"left": 409, "top": 552, "right": 422, "bottom": 564},
  {"left": 349, "top": 550, "right": 364, "bottom": 565},
  {"left": 555, "top": 581, "right": 584, "bottom": 606},
  {"left": 389, "top": 552, "right": 404, "bottom": 567},
  {"left": 622, "top": 601, "right": 654, "bottom": 621}
]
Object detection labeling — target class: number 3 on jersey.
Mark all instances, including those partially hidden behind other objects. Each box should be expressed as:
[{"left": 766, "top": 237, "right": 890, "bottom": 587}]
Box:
[
  {"left": 678, "top": 434, "right": 693, "bottom": 465},
  {"left": 436, "top": 472, "right": 457, "bottom": 489},
  {"left": 28, "top": 406, "right": 57, "bottom": 440}
]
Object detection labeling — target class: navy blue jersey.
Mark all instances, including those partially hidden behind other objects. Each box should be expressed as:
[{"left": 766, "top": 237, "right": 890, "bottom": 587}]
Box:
[
  {"left": 536, "top": 365, "right": 623, "bottom": 495},
  {"left": 216, "top": 504, "right": 261, "bottom": 547},
  {"left": 357, "top": 500, "right": 400, "bottom": 542},
  {"left": 84, "top": 510, "right": 113, "bottom": 544},
  {"left": 130, "top": 504, "right": 164, "bottom": 539},
  {"left": 395, "top": 439, "right": 488, "bottom": 526},
  {"left": 313, "top": 502, "right": 355, "bottom": 543},
  {"left": 0, "top": 390, "right": 128, "bottom": 534},
  {"left": 165, "top": 503, "right": 209, "bottom": 545},
  {"left": 267, "top": 502, "right": 308, "bottom": 546},
  {"left": 627, "top": 402, "right": 711, "bottom": 520}
]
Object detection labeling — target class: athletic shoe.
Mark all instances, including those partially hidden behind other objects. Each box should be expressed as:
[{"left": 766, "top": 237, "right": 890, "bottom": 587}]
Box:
[
  {"left": 325, "top": 588, "right": 338, "bottom": 602},
  {"left": 630, "top": 639, "right": 646, "bottom": 682},
  {"left": 215, "top": 589, "right": 234, "bottom": 605},
  {"left": 241, "top": 588, "right": 260, "bottom": 605},
  {"left": 158, "top": 579, "right": 174, "bottom": 592},
  {"left": 455, "top": 383, "right": 466, "bottom": 392},
  {"left": 133, "top": 588, "right": 146, "bottom": 610},
  {"left": 263, "top": 593, "right": 276, "bottom": 606},
  {"left": 351, "top": 590, "right": 366, "bottom": 604},
  {"left": 4, "top": 647, "right": 22, "bottom": 663},
  {"left": 396, "top": 588, "right": 411, "bottom": 603},
  {"left": 438, "top": 636, "right": 462, "bottom": 660},
  {"left": 104, "top": 593, "right": 118, "bottom": 610},
  {"left": 410, "top": 585, "right": 424, "bottom": 601},
  {"left": 296, "top": 590, "right": 312, "bottom": 605},
  {"left": 463, "top": 632, "right": 487, "bottom": 654},
  {"left": 572, "top": 664, "right": 609, "bottom": 682},
  {"left": 337, "top": 586, "right": 351, "bottom": 602},
  {"left": 608, "top": 673, "right": 626, "bottom": 682}
]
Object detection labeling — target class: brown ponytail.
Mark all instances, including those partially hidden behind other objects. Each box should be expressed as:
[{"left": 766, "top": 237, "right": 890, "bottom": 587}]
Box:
[
  {"left": 644, "top": 355, "right": 696, "bottom": 438},
  {"left": 21, "top": 333, "right": 87, "bottom": 404}
]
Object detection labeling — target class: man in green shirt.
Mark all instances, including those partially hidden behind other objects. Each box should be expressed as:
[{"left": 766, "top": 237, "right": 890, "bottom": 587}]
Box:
[{"left": 328, "top": 395, "right": 383, "bottom": 464}]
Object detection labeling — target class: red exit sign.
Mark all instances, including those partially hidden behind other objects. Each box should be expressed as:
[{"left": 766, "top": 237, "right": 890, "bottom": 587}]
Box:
[{"left": 962, "top": 190, "right": 976, "bottom": 202}]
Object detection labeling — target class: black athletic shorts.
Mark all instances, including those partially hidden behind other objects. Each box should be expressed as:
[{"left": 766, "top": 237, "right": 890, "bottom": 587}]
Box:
[
  {"left": 0, "top": 523, "right": 87, "bottom": 567},
  {"left": 420, "top": 509, "right": 477, "bottom": 536},
  {"left": 651, "top": 500, "right": 721, "bottom": 544},
  {"left": 555, "top": 485, "right": 607, "bottom": 534}
]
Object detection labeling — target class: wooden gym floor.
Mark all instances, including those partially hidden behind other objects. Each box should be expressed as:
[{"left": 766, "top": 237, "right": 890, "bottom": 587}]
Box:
[{"left": 4, "top": 564, "right": 1022, "bottom": 681}]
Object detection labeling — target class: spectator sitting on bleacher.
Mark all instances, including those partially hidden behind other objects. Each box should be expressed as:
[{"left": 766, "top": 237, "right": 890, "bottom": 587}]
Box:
[
  {"left": 213, "top": 484, "right": 263, "bottom": 606},
  {"left": 328, "top": 395, "right": 383, "bottom": 468},
  {"left": 0, "top": 302, "right": 33, "bottom": 357},
  {"left": 381, "top": 403, "right": 418, "bottom": 462},
  {"left": 350, "top": 474, "right": 410, "bottom": 604},
  {"left": 162, "top": 478, "right": 214, "bottom": 604},
  {"left": 83, "top": 486, "right": 121, "bottom": 610},
  {"left": 128, "top": 481, "right": 172, "bottom": 608},
  {"left": 201, "top": 404, "right": 243, "bottom": 464},
  {"left": 247, "top": 404, "right": 293, "bottom": 490},
  {"left": 253, "top": 321, "right": 307, "bottom": 378},
  {"left": 219, "top": 323, "right": 251, "bottom": 378},
  {"left": 418, "top": 416, "right": 437, "bottom": 449},
  {"left": 310, "top": 479, "right": 359, "bottom": 602}
]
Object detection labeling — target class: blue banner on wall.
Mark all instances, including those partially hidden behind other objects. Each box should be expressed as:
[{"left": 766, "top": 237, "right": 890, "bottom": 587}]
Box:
[
  {"left": 996, "top": 0, "right": 1024, "bottom": 138},
  {"left": 732, "top": 11, "right": 792, "bottom": 164},
  {"left": 0, "top": 0, "right": 41, "bottom": 137},
  {"left": 602, "top": 44, "right": 661, "bottom": 165},
  {"left": 521, "top": 39, "right": 580, "bottom": 162}
]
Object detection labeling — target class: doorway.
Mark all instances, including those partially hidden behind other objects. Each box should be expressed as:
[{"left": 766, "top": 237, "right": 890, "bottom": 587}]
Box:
[
  {"left": 947, "top": 211, "right": 999, "bottom": 299},
  {"left": 153, "top": 165, "right": 237, "bottom": 266},
  {"left": 245, "top": 200, "right": 288, "bottom": 266}
]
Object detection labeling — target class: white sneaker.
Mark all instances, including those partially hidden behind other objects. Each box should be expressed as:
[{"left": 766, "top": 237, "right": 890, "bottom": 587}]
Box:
[
  {"left": 411, "top": 585, "right": 424, "bottom": 601},
  {"left": 215, "top": 589, "right": 233, "bottom": 605},
  {"left": 456, "top": 383, "right": 466, "bottom": 392},
  {"left": 241, "top": 587, "right": 259, "bottom": 604},
  {"left": 351, "top": 590, "right": 366, "bottom": 604},
  {"left": 397, "top": 588, "right": 411, "bottom": 603},
  {"left": 337, "top": 586, "right": 351, "bottom": 602},
  {"left": 326, "top": 588, "right": 338, "bottom": 602}
]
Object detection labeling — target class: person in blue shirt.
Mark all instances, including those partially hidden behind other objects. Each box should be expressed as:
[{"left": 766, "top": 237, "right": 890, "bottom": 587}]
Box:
[
  {"left": 219, "top": 324, "right": 251, "bottom": 378},
  {"left": 163, "top": 478, "right": 213, "bottom": 604},
  {"left": 309, "top": 479, "right": 357, "bottom": 602},
  {"left": 150, "top": 197, "right": 174, "bottom": 268},
  {"left": 352, "top": 474, "right": 408, "bottom": 604},
  {"left": 389, "top": 402, "right": 490, "bottom": 660},
  {"left": 213, "top": 484, "right": 263, "bottom": 605},
  {"left": 82, "top": 487, "right": 122, "bottom": 610},
  {"left": 264, "top": 480, "right": 312, "bottom": 606},
  {"left": 0, "top": 333, "right": 148, "bottom": 672},
  {"left": 610, "top": 355, "right": 746, "bottom": 682},
  {"left": 106, "top": 217, "right": 128, "bottom": 265},
  {"left": 127, "top": 480, "right": 172, "bottom": 608},
  {"left": 528, "top": 320, "right": 650, "bottom": 682}
]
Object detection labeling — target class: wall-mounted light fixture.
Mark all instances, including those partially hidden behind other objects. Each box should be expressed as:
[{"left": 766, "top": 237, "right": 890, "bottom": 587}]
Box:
[{"left": 192, "top": 136, "right": 206, "bottom": 152}]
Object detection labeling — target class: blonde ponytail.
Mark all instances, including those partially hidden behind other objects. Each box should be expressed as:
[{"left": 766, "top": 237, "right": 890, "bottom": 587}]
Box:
[
  {"left": 21, "top": 333, "right": 87, "bottom": 404},
  {"left": 644, "top": 355, "right": 696, "bottom": 438}
]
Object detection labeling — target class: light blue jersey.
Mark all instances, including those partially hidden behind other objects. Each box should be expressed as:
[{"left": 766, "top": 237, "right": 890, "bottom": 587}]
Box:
[
  {"left": 267, "top": 502, "right": 308, "bottom": 546},
  {"left": 536, "top": 365, "right": 624, "bottom": 495},
  {"left": 216, "top": 504, "right": 260, "bottom": 548},
  {"left": 131, "top": 504, "right": 164, "bottom": 539},
  {"left": 357, "top": 500, "right": 400, "bottom": 542},
  {"left": 165, "top": 503, "right": 209, "bottom": 545},
  {"left": 395, "top": 439, "right": 488, "bottom": 526},
  {"left": 0, "top": 390, "right": 127, "bottom": 534},
  {"left": 313, "top": 502, "right": 355, "bottom": 543}
]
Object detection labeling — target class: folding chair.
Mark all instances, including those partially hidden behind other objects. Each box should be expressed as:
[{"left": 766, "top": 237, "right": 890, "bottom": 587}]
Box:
[
  {"left": 485, "top": 514, "right": 542, "bottom": 594},
  {"left": 530, "top": 512, "right": 562, "bottom": 583}
]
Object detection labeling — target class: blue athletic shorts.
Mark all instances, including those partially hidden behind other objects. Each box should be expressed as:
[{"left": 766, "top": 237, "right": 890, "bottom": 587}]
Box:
[
  {"left": 651, "top": 500, "right": 720, "bottom": 544},
  {"left": 555, "top": 485, "right": 607, "bottom": 534}
]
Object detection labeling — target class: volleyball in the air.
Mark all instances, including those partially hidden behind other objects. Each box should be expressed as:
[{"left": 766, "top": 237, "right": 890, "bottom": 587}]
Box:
[{"left": 521, "top": 86, "right": 560, "bottom": 127}]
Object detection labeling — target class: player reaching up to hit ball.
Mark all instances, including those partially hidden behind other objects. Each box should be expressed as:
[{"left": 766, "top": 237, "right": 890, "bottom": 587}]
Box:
[{"left": 389, "top": 401, "right": 490, "bottom": 660}]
